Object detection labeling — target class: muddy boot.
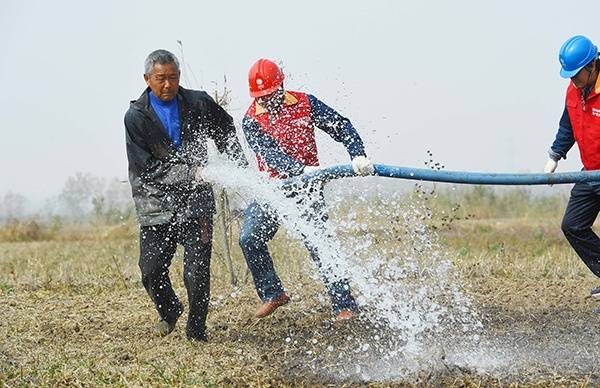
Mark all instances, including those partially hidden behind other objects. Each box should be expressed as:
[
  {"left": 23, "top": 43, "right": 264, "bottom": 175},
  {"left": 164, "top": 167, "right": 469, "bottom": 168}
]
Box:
[
  {"left": 186, "top": 325, "right": 208, "bottom": 342},
  {"left": 335, "top": 309, "right": 357, "bottom": 322},
  {"left": 154, "top": 303, "right": 184, "bottom": 337},
  {"left": 186, "top": 331, "right": 208, "bottom": 342},
  {"left": 255, "top": 292, "right": 290, "bottom": 318},
  {"left": 155, "top": 320, "right": 176, "bottom": 337}
]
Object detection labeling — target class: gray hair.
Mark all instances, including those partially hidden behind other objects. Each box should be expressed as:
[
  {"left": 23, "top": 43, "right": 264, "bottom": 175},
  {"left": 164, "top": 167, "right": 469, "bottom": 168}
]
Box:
[{"left": 144, "top": 49, "right": 180, "bottom": 75}]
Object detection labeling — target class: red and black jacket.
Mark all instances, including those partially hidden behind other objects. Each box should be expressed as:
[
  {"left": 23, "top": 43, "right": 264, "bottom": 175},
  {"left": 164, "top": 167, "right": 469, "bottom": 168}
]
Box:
[{"left": 242, "top": 91, "right": 367, "bottom": 179}]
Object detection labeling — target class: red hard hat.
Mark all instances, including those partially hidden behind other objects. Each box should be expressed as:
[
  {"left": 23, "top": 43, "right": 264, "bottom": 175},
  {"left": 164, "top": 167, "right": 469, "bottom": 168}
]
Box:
[{"left": 248, "top": 59, "right": 285, "bottom": 97}]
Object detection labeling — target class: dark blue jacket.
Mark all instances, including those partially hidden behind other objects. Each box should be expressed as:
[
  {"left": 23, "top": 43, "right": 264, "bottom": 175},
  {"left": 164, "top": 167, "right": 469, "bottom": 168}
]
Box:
[{"left": 548, "top": 104, "right": 575, "bottom": 162}]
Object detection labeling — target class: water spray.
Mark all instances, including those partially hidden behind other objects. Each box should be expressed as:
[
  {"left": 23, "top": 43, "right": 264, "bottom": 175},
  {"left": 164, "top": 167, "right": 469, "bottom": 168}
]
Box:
[{"left": 204, "top": 161, "right": 600, "bottom": 379}]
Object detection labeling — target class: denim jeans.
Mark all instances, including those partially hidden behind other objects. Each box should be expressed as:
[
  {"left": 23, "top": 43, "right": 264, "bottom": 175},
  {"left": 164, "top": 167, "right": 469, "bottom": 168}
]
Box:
[
  {"left": 562, "top": 182, "right": 600, "bottom": 277},
  {"left": 239, "top": 195, "right": 357, "bottom": 314}
]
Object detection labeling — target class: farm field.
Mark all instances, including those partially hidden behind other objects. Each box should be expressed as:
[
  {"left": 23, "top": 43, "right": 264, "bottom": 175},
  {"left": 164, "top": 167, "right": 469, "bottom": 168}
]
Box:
[{"left": 2, "top": 188, "right": 600, "bottom": 386}]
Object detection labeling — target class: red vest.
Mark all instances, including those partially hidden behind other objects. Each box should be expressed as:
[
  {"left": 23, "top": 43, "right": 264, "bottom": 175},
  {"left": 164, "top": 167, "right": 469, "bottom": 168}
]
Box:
[
  {"left": 246, "top": 91, "right": 319, "bottom": 178},
  {"left": 566, "top": 77, "right": 600, "bottom": 170}
]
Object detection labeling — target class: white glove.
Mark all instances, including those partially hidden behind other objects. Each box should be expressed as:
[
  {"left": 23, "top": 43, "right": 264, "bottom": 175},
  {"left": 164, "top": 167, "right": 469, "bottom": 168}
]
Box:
[
  {"left": 544, "top": 158, "right": 558, "bottom": 174},
  {"left": 351, "top": 156, "right": 374, "bottom": 176},
  {"left": 303, "top": 165, "right": 321, "bottom": 174}
]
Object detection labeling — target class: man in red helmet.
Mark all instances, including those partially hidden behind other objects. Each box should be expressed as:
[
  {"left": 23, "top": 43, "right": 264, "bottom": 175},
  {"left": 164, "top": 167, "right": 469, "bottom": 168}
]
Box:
[
  {"left": 544, "top": 35, "right": 600, "bottom": 303},
  {"left": 239, "top": 58, "right": 374, "bottom": 321}
]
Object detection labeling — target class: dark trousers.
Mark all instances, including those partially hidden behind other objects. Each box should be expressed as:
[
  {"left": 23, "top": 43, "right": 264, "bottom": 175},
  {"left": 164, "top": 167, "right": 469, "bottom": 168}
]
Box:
[
  {"left": 139, "top": 217, "right": 213, "bottom": 335},
  {"left": 562, "top": 183, "right": 600, "bottom": 277}
]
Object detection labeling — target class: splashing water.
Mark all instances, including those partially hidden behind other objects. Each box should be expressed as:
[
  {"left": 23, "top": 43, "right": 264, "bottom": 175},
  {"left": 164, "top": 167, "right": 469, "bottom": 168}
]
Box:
[{"left": 202, "top": 161, "right": 482, "bottom": 378}]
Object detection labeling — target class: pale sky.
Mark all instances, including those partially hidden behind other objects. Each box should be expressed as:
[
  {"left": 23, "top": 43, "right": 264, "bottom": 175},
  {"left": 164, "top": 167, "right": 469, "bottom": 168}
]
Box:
[{"left": 2, "top": 0, "right": 600, "bottom": 203}]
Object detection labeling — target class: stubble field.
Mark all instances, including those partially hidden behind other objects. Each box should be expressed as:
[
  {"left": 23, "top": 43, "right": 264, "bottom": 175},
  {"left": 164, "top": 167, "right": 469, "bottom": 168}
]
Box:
[{"left": 2, "top": 186, "right": 600, "bottom": 386}]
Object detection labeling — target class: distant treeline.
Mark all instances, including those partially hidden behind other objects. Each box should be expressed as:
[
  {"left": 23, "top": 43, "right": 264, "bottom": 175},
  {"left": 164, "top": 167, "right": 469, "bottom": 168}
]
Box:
[
  {"left": 0, "top": 171, "right": 572, "bottom": 243},
  {"left": 0, "top": 173, "right": 134, "bottom": 227}
]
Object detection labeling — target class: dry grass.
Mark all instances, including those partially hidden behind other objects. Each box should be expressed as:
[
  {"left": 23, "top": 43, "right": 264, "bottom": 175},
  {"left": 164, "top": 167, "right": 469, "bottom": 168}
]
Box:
[{"left": 2, "top": 189, "right": 600, "bottom": 386}]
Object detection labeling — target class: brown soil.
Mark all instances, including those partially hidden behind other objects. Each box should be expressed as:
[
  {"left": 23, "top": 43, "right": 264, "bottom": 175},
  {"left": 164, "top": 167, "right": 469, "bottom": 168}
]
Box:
[{"left": 2, "top": 275, "right": 600, "bottom": 386}]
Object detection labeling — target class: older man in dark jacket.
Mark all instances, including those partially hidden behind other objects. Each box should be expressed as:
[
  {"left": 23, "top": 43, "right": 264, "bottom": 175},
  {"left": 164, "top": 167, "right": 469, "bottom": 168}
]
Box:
[{"left": 125, "top": 49, "right": 246, "bottom": 341}]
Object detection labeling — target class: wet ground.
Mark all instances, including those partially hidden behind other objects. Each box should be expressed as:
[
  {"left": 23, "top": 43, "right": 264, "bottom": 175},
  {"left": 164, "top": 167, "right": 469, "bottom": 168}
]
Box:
[
  {"left": 285, "top": 277, "right": 600, "bottom": 385},
  {"left": 4, "top": 276, "right": 599, "bottom": 386},
  {"left": 2, "top": 229, "right": 600, "bottom": 386}
]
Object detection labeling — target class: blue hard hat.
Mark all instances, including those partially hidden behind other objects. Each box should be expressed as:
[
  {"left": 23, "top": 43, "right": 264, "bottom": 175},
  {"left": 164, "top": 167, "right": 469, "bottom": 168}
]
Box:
[{"left": 559, "top": 35, "right": 598, "bottom": 78}]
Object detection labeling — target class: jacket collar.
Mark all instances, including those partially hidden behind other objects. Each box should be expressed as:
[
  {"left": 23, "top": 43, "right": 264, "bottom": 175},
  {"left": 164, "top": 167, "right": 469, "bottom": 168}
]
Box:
[
  {"left": 130, "top": 87, "right": 189, "bottom": 153},
  {"left": 254, "top": 91, "right": 298, "bottom": 116}
]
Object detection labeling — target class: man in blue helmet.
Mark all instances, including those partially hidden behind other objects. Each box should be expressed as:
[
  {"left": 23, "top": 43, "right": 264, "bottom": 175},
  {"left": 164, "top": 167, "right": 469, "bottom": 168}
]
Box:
[{"left": 545, "top": 35, "right": 600, "bottom": 303}]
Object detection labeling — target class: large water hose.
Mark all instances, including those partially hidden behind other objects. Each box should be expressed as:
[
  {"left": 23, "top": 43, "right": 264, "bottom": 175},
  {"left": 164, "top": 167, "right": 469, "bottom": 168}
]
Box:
[{"left": 291, "top": 164, "right": 600, "bottom": 186}]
